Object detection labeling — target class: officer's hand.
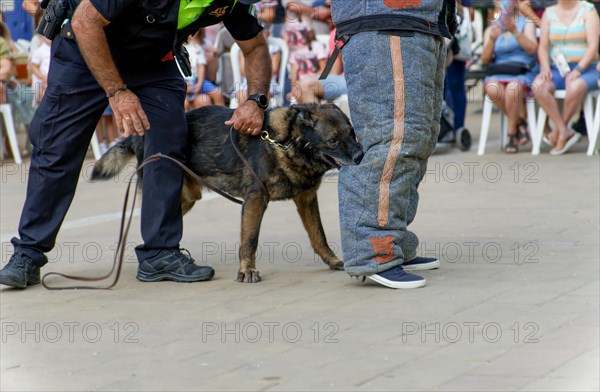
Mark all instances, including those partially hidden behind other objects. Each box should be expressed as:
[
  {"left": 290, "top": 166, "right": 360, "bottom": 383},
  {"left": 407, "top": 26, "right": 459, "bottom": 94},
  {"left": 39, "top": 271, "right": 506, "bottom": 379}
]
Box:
[
  {"left": 110, "top": 89, "right": 151, "bottom": 136},
  {"left": 224, "top": 100, "right": 264, "bottom": 136}
]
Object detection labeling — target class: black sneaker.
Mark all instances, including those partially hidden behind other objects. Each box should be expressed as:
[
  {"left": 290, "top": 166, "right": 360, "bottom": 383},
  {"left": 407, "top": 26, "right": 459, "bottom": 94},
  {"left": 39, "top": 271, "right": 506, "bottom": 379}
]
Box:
[
  {"left": 137, "top": 249, "right": 214, "bottom": 283},
  {"left": 0, "top": 253, "right": 41, "bottom": 289}
]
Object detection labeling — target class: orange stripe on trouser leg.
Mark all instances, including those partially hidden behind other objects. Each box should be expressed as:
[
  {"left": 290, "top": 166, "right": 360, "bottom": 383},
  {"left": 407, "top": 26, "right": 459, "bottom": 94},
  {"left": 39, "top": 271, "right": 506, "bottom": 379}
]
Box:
[
  {"left": 377, "top": 35, "right": 405, "bottom": 227},
  {"left": 370, "top": 236, "right": 396, "bottom": 264},
  {"left": 384, "top": 0, "right": 422, "bottom": 8}
]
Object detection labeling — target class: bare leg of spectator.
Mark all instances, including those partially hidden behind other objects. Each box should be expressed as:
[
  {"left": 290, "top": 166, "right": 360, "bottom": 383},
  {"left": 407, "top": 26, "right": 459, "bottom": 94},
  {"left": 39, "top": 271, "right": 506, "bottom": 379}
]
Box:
[
  {"left": 208, "top": 89, "right": 225, "bottom": 106},
  {"left": 193, "top": 94, "right": 213, "bottom": 108},
  {"left": 505, "top": 81, "right": 526, "bottom": 140},
  {"left": 484, "top": 81, "right": 509, "bottom": 115},
  {"left": 532, "top": 76, "right": 568, "bottom": 145},
  {"left": 562, "top": 79, "right": 588, "bottom": 128}
]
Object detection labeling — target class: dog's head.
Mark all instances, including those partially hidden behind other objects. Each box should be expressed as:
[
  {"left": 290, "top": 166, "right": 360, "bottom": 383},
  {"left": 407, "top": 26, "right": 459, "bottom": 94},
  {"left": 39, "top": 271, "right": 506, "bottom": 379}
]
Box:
[{"left": 290, "top": 103, "right": 363, "bottom": 169}]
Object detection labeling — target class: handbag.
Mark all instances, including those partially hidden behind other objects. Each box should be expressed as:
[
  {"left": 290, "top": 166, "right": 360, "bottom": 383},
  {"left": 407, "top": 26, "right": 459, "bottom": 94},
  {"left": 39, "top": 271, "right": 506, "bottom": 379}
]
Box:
[
  {"left": 485, "top": 60, "right": 535, "bottom": 76},
  {"left": 453, "top": 6, "right": 473, "bottom": 61}
]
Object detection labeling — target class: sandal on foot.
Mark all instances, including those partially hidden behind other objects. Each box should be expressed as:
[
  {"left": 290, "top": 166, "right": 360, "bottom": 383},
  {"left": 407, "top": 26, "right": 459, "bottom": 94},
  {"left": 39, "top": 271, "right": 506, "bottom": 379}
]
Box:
[
  {"left": 517, "top": 119, "right": 530, "bottom": 145},
  {"left": 505, "top": 134, "right": 518, "bottom": 154}
]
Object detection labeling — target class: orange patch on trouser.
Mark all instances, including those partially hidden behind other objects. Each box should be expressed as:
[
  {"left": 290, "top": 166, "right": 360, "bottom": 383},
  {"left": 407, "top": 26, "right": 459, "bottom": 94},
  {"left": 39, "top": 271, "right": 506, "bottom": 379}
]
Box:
[
  {"left": 370, "top": 236, "right": 395, "bottom": 264},
  {"left": 384, "top": 0, "right": 422, "bottom": 8}
]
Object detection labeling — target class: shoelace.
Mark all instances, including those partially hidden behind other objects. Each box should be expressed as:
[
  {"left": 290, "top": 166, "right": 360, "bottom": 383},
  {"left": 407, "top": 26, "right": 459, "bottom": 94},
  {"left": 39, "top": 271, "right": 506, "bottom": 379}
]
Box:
[{"left": 175, "top": 248, "right": 195, "bottom": 264}]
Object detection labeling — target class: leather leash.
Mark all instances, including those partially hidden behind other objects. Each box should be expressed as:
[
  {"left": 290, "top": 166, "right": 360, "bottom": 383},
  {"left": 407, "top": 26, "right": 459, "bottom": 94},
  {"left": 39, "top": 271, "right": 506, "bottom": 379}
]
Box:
[{"left": 41, "top": 126, "right": 269, "bottom": 290}]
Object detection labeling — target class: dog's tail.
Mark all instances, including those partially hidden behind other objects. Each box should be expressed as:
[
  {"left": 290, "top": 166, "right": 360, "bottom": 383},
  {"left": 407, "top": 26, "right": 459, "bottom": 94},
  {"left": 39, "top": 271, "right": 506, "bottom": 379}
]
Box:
[{"left": 91, "top": 136, "right": 138, "bottom": 181}]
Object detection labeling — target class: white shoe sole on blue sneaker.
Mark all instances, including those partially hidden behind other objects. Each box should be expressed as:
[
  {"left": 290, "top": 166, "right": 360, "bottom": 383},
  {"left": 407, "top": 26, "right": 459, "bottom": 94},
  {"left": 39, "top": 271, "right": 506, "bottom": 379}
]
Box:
[
  {"left": 402, "top": 258, "right": 440, "bottom": 271},
  {"left": 367, "top": 274, "right": 426, "bottom": 289}
]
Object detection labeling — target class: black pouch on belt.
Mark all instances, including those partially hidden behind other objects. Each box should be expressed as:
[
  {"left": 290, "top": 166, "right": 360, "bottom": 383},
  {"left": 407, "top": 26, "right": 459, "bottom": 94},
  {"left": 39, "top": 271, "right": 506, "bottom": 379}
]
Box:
[{"left": 37, "top": 0, "right": 70, "bottom": 40}]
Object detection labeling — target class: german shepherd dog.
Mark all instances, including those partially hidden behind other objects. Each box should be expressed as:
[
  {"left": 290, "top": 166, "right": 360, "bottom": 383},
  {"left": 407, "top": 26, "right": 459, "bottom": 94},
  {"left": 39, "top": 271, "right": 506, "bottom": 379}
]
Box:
[{"left": 92, "top": 104, "right": 363, "bottom": 282}]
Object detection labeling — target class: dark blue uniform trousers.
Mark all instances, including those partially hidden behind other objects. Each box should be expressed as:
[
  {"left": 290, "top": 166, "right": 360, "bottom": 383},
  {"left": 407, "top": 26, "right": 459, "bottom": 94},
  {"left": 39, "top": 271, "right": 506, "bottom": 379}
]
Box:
[{"left": 11, "top": 36, "right": 188, "bottom": 266}]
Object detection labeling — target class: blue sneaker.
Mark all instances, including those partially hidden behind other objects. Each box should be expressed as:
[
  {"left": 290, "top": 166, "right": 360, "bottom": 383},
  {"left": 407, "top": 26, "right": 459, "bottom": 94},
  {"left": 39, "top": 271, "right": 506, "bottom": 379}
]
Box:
[
  {"left": 367, "top": 266, "right": 426, "bottom": 289},
  {"left": 402, "top": 256, "right": 440, "bottom": 271}
]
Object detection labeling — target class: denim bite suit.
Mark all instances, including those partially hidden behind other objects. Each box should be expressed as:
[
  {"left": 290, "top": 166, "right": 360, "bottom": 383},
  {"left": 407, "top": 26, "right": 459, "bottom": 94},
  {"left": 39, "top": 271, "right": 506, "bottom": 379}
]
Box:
[{"left": 331, "top": 0, "right": 450, "bottom": 275}]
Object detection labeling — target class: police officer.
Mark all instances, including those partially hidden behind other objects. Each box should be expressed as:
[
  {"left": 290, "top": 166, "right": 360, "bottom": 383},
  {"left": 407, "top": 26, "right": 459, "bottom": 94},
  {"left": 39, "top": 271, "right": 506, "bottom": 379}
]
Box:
[{"left": 0, "top": 0, "right": 272, "bottom": 288}]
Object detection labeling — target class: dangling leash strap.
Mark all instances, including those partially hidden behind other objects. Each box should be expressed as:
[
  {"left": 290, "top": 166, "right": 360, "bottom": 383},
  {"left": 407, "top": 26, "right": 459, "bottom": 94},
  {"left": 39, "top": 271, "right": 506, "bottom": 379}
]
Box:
[
  {"left": 41, "top": 127, "right": 269, "bottom": 290},
  {"left": 41, "top": 154, "right": 160, "bottom": 290},
  {"left": 319, "top": 35, "right": 350, "bottom": 80},
  {"left": 229, "top": 126, "right": 270, "bottom": 201}
]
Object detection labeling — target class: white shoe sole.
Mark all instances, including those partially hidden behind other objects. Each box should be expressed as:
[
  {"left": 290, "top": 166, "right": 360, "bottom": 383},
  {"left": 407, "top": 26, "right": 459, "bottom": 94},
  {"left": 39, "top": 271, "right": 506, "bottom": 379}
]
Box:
[
  {"left": 550, "top": 133, "right": 582, "bottom": 155},
  {"left": 402, "top": 259, "right": 440, "bottom": 271},
  {"left": 367, "top": 274, "right": 426, "bottom": 289}
]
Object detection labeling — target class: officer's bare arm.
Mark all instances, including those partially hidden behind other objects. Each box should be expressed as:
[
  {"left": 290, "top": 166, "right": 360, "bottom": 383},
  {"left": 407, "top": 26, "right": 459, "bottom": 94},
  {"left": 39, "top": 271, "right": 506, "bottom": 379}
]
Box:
[
  {"left": 71, "top": 0, "right": 124, "bottom": 96},
  {"left": 237, "top": 32, "right": 272, "bottom": 96},
  {"left": 224, "top": 33, "right": 271, "bottom": 135}
]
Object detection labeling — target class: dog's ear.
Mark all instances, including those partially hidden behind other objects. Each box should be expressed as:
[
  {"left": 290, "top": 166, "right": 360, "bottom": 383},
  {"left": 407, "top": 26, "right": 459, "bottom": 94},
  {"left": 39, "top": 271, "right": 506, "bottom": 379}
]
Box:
[
  {"left": 296, "top": 107, "right": 317, "bottom": 129},
  {"left": 320, "top": 103, "right": 339, "bottom": 111},
  {"left": 320, "top": 103, "right": 347, "bottom": 117}
]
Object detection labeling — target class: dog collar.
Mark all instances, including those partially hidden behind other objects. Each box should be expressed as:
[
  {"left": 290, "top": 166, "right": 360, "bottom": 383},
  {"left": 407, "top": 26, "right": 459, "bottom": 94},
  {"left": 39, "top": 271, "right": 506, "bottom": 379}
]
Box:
[{"left": 260, "top": 131, "right": 294, "bottom": 151}]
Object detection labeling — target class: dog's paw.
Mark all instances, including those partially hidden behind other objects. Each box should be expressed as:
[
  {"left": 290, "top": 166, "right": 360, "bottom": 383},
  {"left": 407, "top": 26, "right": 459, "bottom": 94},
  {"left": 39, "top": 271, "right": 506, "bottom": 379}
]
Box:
[
  {"left": 237, "top": 269, "right": 262, "bottom": 283},
  {"left": 327, "top": 258, "right": 345, "bottom": 271}
]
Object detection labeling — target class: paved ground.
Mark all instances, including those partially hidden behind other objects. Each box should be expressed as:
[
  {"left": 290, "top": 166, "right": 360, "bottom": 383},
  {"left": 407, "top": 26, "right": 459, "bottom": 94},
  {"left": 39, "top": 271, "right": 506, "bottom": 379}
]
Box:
[{"left": 1, "top": 106, "right": 599, "bottom": 391}]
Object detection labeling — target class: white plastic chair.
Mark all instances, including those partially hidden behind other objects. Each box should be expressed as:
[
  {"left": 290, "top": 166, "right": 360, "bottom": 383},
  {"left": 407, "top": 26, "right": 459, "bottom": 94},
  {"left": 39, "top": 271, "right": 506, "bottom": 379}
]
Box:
[
  {"left": 477, "top": 95, "right": 537, "bottom": 155},
  {"left": 533, "top": 90, "right": 600, "bottom": 156},
  {"left": 591, "top": 94, "right": 600, "bottom": 155},
  {"left": 229, "top": 37, "right": 289, "bottom": 109},
  {"left": 89, "top": 131, "right": 102, "bottom": 160},
  {"left": 0, "top": 103, "right": 22, "bottom": 164}
]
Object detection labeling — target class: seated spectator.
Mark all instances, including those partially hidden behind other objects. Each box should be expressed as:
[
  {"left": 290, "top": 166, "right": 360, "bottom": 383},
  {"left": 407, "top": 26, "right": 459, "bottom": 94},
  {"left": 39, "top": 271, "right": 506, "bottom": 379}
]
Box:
[
  {"left": 199, "top": 24, "right": 221, "bottom": 88},
  {"left": 294, "top": 27, "right": 346, "bottom": 104},
  {"left": 256, "top": 0, "right": 286, "bottom": 38},
  {"left": 1, "top": 1, "right": 33, "bottom": 42},
  {"left": 1, "top": 37, "right": 11, "bottom": 105},
  {"left": 286, "top": 28, "right": 328, "bottom": 103},
  {"left": 514, "top": 0, "right": 551, "bottom": 27},
  {"left": 533, "top": 0, "right": 599, "bottom": 155},
  {"left": 96, "top": 107, "right": 119, "bottom": 155},
  {"left": 183, "top": 29, "right": 225, "bottom": 111},
  {"left": 283, "top": 0, "right": 332, "bottom": 35},
  {"left": 482, "top": 1, "right": 538, "bottom": 153},
  {"left": 445, "top": 1, "right": 474, "bottom": 133},
  {"left": 235, "top": 30, "right": 282, "bottom": 106},
  {"left": 0, "top": 19, "right": 18, "bottom": 57},
  {"left": 29, "top": 34, "right": 50, "bottom": 106},
  {"left": 22, "top": 0, "right": 42, "bottom": 18}
]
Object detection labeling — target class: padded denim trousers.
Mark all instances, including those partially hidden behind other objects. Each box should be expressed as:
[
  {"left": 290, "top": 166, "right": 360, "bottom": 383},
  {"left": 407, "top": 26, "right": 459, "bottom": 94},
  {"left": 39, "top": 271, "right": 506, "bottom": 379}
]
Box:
[{"left": 338, "top": 31, "right": 446, "bottom": 275}]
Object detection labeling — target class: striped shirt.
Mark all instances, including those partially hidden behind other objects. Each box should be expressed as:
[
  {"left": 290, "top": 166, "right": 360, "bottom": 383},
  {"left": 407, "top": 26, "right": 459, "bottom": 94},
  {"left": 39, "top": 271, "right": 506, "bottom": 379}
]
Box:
[{"left": 547, "top": 1, "right": 599, "bottom": 62}]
